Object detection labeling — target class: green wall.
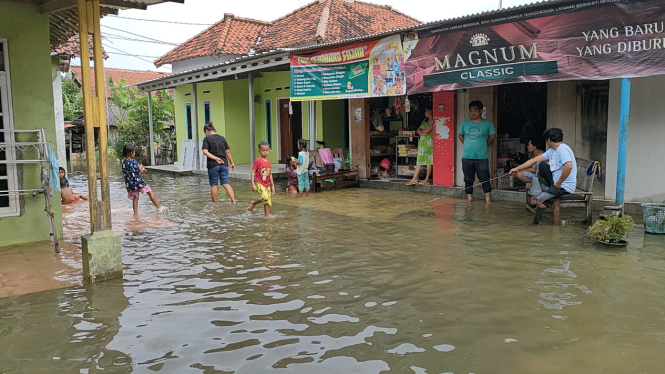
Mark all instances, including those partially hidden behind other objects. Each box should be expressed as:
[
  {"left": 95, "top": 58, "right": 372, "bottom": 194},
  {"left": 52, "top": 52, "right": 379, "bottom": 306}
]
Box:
[
  {"left": 322, "top": 100, "right": 345, "bottom": 150},
  {"left": 172, "top": 70, "right": 345, "bottom": 166},
  {"left": 223, "top": 79, "right": 250, "bottom": 164},
  {"left": 0, "top": 2, "right": 62, "bottom": 246}
]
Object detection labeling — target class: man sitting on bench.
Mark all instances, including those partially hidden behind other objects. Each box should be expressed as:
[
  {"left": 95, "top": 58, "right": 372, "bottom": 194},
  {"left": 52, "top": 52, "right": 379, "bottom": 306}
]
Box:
[{"left": 510, "top": 128, "right": 577, "bottom": 225}]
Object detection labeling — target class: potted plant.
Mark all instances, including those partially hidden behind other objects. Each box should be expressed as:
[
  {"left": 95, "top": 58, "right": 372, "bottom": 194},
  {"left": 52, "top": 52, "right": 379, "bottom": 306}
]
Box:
[{"left": 587, "top": 215, "right": 635, "bottom": 246}]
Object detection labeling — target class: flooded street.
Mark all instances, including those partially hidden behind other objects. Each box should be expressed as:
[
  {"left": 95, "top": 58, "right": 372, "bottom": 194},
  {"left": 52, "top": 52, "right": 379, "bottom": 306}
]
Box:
[{"left": 2, "top": 167, "right": 665, "bottom": 374}]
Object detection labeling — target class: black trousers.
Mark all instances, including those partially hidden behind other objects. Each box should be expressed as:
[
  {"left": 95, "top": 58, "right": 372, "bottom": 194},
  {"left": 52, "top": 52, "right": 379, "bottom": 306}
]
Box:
[{"left": 462, "top": 158, "right": 491, "bottom": 195}]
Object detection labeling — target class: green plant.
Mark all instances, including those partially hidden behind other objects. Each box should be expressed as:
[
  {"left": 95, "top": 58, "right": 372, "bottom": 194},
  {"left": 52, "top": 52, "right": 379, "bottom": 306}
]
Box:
[
  {"left": 107, "top": 77, "right": 174, "bottom": 163},
  {"left": 587, "top": 215, "right": 635, "bottom": 243},
  {"left": 62, "top": 71, "right": 84, "bottom": 121}
]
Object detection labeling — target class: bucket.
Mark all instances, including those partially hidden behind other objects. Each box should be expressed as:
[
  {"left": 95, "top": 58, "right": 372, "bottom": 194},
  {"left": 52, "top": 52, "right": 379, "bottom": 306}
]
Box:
[
  {"left": 642, "top": 203, "right": 665, "bottom": 234},
  {"left": 325, "top": 163, "right": 335, "bottom": 174}
]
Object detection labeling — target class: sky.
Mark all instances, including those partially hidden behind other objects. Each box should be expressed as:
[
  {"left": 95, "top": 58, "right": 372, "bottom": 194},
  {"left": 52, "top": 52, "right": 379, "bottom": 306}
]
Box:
[{"left": 83, "top": 0, "right": 538, "bottom": 73}]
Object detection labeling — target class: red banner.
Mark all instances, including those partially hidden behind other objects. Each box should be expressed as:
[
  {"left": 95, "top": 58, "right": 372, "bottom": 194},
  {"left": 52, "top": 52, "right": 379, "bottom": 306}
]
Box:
[{"left": 406, "top": 0, "right": 665, "bottom": 93}]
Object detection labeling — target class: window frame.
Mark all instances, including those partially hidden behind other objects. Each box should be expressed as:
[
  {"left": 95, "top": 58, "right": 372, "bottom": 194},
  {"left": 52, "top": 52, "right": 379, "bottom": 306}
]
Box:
[
  {"left": 203, "top": 100, "right": 211, "bottom": 125},
  {"left": 265, "top": 99, "right": 272, "bottom": 150},
  {"left": 0, "top": 38, "right": 19, "bottom": 217},
  {"left": 185, "top": 102, "right": 193, "bottom": 140}
]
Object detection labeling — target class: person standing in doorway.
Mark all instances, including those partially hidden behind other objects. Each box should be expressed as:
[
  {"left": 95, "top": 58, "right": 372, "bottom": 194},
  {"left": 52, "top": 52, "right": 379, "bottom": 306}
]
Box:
[
  {"left": 406, "top": 106, "right": 434, "bottom": 186},
  {"left": 458, "top": 100, "right": 496, "bottom": 203},
  {"left": 202, "top": 122, "right": 237, "bottom": 204},
  {"left": 510, "top": 128, "right": 577, "bottom": 225}
]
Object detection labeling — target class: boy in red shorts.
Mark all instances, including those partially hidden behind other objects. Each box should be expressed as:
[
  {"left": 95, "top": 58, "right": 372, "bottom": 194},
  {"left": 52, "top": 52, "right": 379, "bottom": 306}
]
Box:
[{"left": 248, "top": 141, "right": 276, "bottom": 217}]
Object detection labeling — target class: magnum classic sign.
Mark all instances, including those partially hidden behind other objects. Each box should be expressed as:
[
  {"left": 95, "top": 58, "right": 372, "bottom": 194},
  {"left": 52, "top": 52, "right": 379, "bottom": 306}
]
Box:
[{"left": 406, "top": 0, "right": 665, "bottom": 93}]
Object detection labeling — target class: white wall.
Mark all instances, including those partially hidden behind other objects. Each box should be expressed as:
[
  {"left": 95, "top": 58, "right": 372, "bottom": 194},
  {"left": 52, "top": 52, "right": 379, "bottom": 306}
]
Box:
[
  {"left": 52, "top": 68, "right": 67, "bottom": 171},
  {"left": 606, "top": 76, "right": 665, "bottom": 203},
  {"left": 172, "top": 54, "right": 241, "bottom": 74}
]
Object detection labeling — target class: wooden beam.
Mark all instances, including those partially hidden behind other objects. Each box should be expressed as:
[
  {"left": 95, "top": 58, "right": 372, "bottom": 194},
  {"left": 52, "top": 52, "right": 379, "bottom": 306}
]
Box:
[
  {"left": 40, "top": 0, "right": 77, "bottom": 13},
  {"left": 41, "top": 0, "right": 146, "bottom": 13}
]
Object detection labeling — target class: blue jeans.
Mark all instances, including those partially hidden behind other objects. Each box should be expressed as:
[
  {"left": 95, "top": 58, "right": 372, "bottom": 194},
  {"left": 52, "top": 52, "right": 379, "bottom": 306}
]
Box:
[{"left": 208, "top": 164, "right": 229, "bottom": 185}]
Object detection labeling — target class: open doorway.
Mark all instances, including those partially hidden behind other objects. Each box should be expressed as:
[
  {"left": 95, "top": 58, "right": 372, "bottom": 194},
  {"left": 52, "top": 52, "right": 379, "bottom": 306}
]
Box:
[
  {"left": 496, "top": 82, "right": 548, "bottom": 190},
  {"left": 278, "top": 99, "right": 302, "bottom": 162}
]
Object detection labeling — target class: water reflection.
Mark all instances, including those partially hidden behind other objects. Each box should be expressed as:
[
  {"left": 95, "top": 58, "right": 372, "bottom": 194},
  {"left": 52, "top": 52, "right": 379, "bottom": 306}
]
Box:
[{"left": 1, "top": 166, "right": 665, "bottom": 373}]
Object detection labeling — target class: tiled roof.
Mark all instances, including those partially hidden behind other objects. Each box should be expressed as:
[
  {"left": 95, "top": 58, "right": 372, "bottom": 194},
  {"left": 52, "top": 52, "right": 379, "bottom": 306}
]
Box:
[
  {"left": 53, "top": 34, "right": 109, "bottom": 59},
  {"left": 155, "top": 0, "right": 420, "bottom": 66},
  {"left": 259, "top": 0, "right": 420, "bottom": 51},
  {"left": 70, "top": 66, "right": 169, "bottom": 97},
  {"left": 154, "top": 14, "right": 270, "bottom": 67}
]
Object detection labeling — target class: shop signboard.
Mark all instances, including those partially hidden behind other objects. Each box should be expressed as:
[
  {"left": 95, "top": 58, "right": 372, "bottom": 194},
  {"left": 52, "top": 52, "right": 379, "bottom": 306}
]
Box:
[
  {"left": 290, "top": 35, "right": 406, "bottom": 101},
  {"left": 406, "top": 0, "right": 665, "bottom": 93}
]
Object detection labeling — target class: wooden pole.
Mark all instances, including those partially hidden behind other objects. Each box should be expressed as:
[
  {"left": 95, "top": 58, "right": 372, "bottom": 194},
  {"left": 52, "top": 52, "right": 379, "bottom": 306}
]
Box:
[
  {"left": 77, "top": 0, "right": 99, "bottom": 232},
  {"left": 91, "top": 0, "right": 111, "bottom": 230}
]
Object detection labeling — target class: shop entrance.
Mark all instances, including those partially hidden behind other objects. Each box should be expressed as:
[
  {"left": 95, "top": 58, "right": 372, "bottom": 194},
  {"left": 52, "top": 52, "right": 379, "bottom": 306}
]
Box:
[
  {"left": 278, "top": 99, "right": 302, "bottom": 162},
  {"left": 496, "top": 82, "right": 548, "bottom": 190}
]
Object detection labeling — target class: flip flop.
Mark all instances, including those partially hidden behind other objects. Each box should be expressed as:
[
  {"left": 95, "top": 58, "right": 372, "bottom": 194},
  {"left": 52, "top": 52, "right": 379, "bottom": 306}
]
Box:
[
  {"left": 419, "top": 181, "right": 430, "bottom": 185},
  {"left": 406, "top": 181, "right": 417, "bottom": 186}
]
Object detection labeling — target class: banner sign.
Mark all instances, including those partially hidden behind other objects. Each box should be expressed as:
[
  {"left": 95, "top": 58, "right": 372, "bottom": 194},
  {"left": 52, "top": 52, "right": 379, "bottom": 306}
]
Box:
[
  {"left": 290, "top": 35, "right": 406, "bottom": 101},
  {"left": 406, "top": 0, "right": 665, "bottom": 93}
]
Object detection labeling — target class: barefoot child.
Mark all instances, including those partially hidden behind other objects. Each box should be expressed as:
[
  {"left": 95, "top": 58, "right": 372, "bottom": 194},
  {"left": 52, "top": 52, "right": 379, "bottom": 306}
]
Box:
[
  {"left": 121, "top": 145, "right": 167, "bottom": 216},
  {"left": 295, "top": 139, "right": 310, "bottom": 197},
  {"left": 60, "top": 177, "right": 88, "bottom": 204},
  {"left": 285, "top": 155, "right": 298, "bottom": 193},
  {"left": 248, "top": 141, "right": 275, "bottom": 217}
]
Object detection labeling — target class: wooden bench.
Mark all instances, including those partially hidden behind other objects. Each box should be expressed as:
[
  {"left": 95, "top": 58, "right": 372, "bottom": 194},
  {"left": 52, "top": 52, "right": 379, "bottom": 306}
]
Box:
[
  {"left": 526, "top": 157, "right": 596, "bottom": 225},
  {"left": 307, "top": 149, "right": 358, "bottom": 192}
]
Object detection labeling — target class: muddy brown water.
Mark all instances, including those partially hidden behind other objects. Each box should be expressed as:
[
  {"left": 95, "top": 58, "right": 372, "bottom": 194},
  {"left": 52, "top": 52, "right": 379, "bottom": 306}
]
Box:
[{"left": 1, "top": 165, "right": 665, "bottom": 373}]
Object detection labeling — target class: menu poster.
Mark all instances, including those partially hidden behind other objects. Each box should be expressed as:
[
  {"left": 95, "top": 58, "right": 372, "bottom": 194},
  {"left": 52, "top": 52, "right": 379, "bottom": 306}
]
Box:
[{"left": 290, "top": 35, "right": 406, "bottom": 101}]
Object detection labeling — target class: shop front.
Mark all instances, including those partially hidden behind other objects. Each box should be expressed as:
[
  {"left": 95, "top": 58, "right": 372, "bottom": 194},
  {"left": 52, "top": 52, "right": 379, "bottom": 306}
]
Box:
[{"left": 405, "top": 0, "right": 665, "bottom": 203}]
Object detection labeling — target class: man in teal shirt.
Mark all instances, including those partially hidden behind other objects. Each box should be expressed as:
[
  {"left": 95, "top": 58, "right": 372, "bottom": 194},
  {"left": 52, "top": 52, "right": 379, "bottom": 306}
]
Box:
[{"left": 458, "top": 100, "right": 496, "bottom": 203}]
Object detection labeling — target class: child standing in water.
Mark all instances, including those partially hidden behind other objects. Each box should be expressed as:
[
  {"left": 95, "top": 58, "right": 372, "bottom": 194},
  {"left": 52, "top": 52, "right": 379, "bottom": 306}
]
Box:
[
  {"left": 248, "top": 141, "right": 275, "bottom": 217},
  {"left": 295, "top": 139, "right": 310, "bottom": 197},
  {"left": 285, "top": 155, "right": 298, "bottom": 193},
  {"left": 122, "top": 145, "right": 167, "bottom": 216}
]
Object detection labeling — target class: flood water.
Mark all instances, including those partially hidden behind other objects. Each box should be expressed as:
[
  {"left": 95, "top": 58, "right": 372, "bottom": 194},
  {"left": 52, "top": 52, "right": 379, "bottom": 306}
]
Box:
[{"left": 2, "top": 166, "right": 665, "bottom": 373}]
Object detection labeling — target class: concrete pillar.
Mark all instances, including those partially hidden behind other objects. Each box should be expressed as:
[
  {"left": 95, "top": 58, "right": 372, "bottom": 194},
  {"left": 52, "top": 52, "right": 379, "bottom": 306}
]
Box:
[
  {"left": 52, "top": 70, "right": 67, "bottom": 170},
  {"left": 81, "top": 231, "right": 122, "bottom": 284},
  {"left": 249, "top": 72, "right": 256, "bottom": 162},
  {"left": 192, "top": 83, "right": 200, "bottom": 171},
  {"left": 309, "top": 101, "right": 317, "bottom": 150},
  {"left": 148, "top": 91, "right": 155, "bottom": 166}
]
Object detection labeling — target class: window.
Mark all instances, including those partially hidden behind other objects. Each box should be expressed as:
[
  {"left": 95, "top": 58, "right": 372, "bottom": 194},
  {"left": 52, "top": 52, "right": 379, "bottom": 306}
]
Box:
[
  {"left": 265, "top": 99, "right": 272, "bottom": 149},
  {"left": 0, "top": 39, "right": 17, "bottom": 216},
  {"left": 203, "top": 100, "right": 211, "bottom": 125},
  {"left": 185, "top": 103, "right": 193, "bottom": 140}
]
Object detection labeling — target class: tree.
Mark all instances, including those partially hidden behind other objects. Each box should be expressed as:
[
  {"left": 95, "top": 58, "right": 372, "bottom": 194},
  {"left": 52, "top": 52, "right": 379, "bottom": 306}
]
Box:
[
  {"left": 108, "top": 76, "right": 175, "bottom": 164},
  {"left": 62, "top": 71, "right": 84, "bottom": 121}
]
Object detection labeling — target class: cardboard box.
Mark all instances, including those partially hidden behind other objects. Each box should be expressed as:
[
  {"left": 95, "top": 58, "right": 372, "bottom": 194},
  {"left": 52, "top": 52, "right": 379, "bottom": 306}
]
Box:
[{"left": 398, "top": 165, "right": 415, "bottom": 176}]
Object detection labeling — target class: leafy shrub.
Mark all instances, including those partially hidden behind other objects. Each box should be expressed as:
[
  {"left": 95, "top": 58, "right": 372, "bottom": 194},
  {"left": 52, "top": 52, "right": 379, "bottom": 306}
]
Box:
[{"left": 587, "top": 215, "right": 635, "bottom": 243}]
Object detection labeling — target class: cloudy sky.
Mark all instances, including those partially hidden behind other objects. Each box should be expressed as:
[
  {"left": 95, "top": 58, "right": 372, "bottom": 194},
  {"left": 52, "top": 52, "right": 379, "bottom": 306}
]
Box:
[{"left": 88, "top": 0, "right": 537, "bottom": 72}]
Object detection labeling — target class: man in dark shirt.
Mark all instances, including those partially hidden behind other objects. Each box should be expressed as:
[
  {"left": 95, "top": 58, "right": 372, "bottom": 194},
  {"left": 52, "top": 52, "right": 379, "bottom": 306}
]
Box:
[{"left": 202, "top": 122, "right": 236, "bottom": 204}]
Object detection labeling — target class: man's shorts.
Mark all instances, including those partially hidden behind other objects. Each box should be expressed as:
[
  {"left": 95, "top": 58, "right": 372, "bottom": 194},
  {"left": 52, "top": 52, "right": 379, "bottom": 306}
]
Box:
[
  {"left": 523, "top": 171, "right": 535, "bottom": 180},
  {"left": 208, "top": 164, "right": 229, "bottom": 186},
  {"left": 297, "top": 172, "right": 310, "bottom": 192},
  {"left": 256, "top": 183, "right": 272, "bottom": 206}
]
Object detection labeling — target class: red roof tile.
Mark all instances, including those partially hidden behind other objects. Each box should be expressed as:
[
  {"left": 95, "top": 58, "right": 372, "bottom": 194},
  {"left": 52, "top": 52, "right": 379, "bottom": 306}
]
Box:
[
  {"left": 155, "top": 0, "right": 420, "bottom": 66},
  {"left": 154, "top": 13, "right": 270, "bottom": 67},
  {"left": 53, "top": 34, "right": 109, "bottom": 59},
  {"left": 70, "top": 66, "right": 169, "bottom": 98}
]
